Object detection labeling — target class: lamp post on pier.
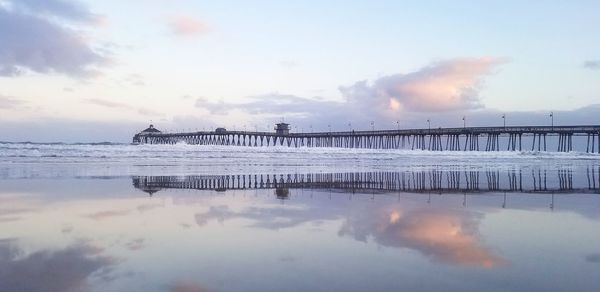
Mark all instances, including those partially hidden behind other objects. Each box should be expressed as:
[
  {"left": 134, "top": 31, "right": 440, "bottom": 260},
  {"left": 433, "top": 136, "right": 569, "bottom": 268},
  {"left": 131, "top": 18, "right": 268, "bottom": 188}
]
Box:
[
  {"left": 462, "top": 116, "right": 466, "bottom": 128},
  {"left": 427, "top": 119, "right": 431, "bottom": 131},
  {"left": 550, "top": 112, "right": 554, "bottom": 130},
  {"left": 502, "top": 113, "right": 506, "bottom": 128},
  {"left": 370, "top": 121, "right": 374, "bottom": 131}
]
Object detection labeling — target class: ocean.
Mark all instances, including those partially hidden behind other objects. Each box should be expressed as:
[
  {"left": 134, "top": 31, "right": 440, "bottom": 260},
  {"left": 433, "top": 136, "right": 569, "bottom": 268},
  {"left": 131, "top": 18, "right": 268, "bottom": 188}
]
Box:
[{"left": 1, "top": 143, "right": 599, "bottom": 291}]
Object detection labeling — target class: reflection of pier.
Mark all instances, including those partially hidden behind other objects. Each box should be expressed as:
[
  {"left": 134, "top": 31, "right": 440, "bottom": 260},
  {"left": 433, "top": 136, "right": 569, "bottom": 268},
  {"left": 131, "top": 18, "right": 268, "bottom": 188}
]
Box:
[{"left": 132, "top": 168, "right": 600, "bottom": 196}]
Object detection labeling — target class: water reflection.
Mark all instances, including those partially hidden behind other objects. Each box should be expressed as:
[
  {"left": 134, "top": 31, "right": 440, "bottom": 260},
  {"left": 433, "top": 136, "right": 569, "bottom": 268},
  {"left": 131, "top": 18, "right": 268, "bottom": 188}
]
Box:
[
  {"left": 132, "top": 166, "right": 600, "bottom": 197},
  {"left": 1, "top": 164, "right": 600, "bottom": 291},
  {"left": 338, "top": 206, "right": 504, "bottom": 267},
  {"left": 0, "top": 239, "right": 115, "bottom": 292},
  {"left": 169, "top": 280, "right": 213, "bottom": 292}
]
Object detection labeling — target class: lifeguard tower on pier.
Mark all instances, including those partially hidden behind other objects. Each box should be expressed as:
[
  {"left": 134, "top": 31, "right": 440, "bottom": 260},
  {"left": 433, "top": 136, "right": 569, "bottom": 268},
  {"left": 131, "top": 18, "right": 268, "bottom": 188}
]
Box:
[{"left": 275, "top": 123, "right": 290, "bottom": 135}]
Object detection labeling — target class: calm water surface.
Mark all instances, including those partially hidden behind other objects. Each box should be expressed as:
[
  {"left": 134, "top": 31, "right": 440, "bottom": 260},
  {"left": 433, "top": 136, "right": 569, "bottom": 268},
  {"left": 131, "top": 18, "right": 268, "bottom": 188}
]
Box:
[{"left": 1, "top": 144, "right": 599, "bottom": 291}]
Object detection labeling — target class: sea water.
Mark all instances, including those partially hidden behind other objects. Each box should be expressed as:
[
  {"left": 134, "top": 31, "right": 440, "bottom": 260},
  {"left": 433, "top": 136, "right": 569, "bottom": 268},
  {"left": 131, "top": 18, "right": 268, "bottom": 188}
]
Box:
[{"left": 1, "top": 143, "right": 599, "bottom": 291}]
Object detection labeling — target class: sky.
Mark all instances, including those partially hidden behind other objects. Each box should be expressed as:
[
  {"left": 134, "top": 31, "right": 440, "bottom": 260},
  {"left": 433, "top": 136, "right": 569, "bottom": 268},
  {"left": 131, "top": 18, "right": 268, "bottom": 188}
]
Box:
[{"left": 0, "top": 0, "right": 599, "bottom": 142}]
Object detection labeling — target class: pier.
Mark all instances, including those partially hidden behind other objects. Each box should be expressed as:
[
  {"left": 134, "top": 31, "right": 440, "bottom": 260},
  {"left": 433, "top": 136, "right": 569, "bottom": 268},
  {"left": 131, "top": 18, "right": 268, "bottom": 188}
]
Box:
[{"left": 133, "top": 124, "right": 600, "bottom": 152}]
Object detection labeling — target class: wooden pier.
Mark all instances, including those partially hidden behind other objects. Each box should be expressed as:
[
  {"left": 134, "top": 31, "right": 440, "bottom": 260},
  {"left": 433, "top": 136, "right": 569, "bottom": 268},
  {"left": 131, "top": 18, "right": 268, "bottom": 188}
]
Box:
[{"left": 133, "top": 124, "right": 600, "bottom": 152}]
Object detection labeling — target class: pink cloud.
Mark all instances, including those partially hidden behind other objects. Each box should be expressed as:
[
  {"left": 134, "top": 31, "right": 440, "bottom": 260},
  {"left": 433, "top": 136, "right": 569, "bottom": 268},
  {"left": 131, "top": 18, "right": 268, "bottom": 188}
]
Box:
[
  {"left": 169, "top": 15, "right": 209, "bottom": 37},
  {"left": 340, "top": 57, "right": 505, "bottom": 113}
]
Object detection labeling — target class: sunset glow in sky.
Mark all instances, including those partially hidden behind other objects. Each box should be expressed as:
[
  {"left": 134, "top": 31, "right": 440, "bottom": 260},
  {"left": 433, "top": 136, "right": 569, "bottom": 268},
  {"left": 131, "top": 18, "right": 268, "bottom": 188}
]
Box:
[{"left": 0, "top": 0, "right": 599, "bottom": 142}]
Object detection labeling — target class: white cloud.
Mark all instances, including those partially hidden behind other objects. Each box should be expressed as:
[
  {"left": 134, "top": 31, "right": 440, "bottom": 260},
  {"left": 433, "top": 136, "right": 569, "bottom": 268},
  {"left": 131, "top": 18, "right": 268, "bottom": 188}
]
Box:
[
  {"left": 0, "top": 1, "right": 108, "bottom": 77},
  {"left": 583, "top": 60, "right": 600, "bottom": 70}
]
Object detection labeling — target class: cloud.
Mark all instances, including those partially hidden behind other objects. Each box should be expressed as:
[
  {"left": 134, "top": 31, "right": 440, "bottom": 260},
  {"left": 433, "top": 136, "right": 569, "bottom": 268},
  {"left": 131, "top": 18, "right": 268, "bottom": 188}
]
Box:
[
  {"left": 0, "top": 241, "right": 116, "bottom": 292},
  {"left": 340, "top": 57, "right": 503, "bottom": 112},
  {"left": 85, "top": 98, "right": 128, "bottom": 108},
  {"left": 0, "top": 117, "right": 150, "bottom": 143},
  {"left": 7, "top": 0, "right": 103, "bottom": 24},
  {"left": 0, "top": 1, "right": 108, "bottom": 77},
  {"left": 583, "top": 60, "right": 600, "bottom": 70},
  {"left": 0, "top": 95, "right": 24, "bottom": 109},
  {"left": 85, "top": 98, "right": 162, "bottom": 116},
  {"left": 280, "top": 60, "right": 298, "bottom": 68},
  {"left": 124, "top": 238, "right": 145, "bottom": 251},
  {"left": 169, "top": 15, "right": 209, "bottom": 37},
  {"left": 194, "top": 58, "right": 504, "bottom": 130},
  {"left": 123, "top": 73, "right": 145, "bottom": 86},
  {"left": 196, "top": 93, "right": 339, "bottom": 117}
]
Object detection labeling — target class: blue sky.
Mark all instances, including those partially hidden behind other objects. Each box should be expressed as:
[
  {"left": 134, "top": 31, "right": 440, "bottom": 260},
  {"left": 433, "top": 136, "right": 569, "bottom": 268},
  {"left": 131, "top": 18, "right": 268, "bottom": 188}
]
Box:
[{"left": 0, "top": 0, "right": 599, "bottom": 142}]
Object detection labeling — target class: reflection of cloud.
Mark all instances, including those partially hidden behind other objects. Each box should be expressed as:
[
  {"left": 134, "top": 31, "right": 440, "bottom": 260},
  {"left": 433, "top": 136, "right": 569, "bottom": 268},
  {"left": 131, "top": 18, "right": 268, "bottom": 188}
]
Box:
[
  {"left": 194, "top": 205, "right": 338, "bottom": 230},
  {"left": 0, "top": 207, "right": 36, "bottom": 222},
  {"left": 195, "top": 205, "right": 230, "bottom": 226},
  {"left": 137, "top": 202, "right": 165, "bottom": 212},
  {"left": 585, "top": 253, "right": 600, "bottom": 263},
  {"left": 338, "top": 207, "right": 504, "bottom": 268},
  {"left": 170, "top": 280, "right": 213, "bottom": 292},
  {"left": 0, "top": 95, "right": 25, "bottom": 109},
  {"left": 61, "top": 225, "right": 74, "bottom": 234},
  {"left": 0, "top": 241, "right": 116, "bottom": 292},
  {"left": 84, "top": 210, "right": 130, "bottom": 220}
]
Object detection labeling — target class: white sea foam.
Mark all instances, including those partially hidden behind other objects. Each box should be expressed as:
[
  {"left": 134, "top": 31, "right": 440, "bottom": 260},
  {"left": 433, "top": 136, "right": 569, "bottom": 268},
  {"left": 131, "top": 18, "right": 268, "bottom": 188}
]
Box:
[
  {"left": 0, "top": 142, "right": 598, "bottom": 178},
  {"left": 1, "top": 142, "right": 599, "bottom": 161}
]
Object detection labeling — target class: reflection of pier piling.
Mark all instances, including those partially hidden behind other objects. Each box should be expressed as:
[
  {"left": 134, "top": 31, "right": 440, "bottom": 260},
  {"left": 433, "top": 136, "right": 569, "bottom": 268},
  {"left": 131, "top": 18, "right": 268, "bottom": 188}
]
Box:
[
  {"left": 132, "top": 168, "right": 600, "bottom": 196},
  {"left": 133, "top": 124, "right": 600, "bottom": 153}
]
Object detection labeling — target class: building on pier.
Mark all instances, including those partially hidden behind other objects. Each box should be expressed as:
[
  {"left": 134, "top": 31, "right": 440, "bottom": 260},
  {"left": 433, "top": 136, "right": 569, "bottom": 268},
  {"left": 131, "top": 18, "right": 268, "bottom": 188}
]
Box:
[
  {"left": 141, "top": 124, "right": 161, "bottom": 133},
  {"left": 132, "top": 124, "right": 161, "bottom": 144},
  {"left": 275, "top": 123, "right": 290, "bottom": 135}
]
